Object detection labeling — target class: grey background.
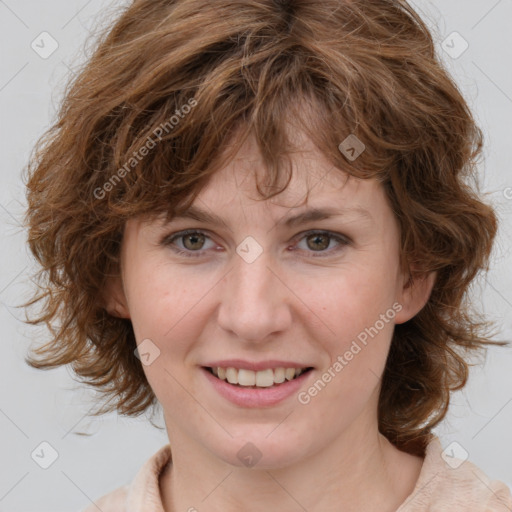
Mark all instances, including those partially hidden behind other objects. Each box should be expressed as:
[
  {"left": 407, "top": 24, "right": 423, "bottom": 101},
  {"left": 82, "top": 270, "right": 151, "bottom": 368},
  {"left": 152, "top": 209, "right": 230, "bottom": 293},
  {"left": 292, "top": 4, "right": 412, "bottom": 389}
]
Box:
[{"left": 0, "top": 0, "right": 511, "bottom": 510}]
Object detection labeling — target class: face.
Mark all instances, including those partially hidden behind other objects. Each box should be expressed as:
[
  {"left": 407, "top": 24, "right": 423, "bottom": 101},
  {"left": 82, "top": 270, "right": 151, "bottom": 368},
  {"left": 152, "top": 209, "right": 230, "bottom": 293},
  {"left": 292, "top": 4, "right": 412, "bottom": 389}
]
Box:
[{"left": 107, "top": 129, "right": 433, "bottom": 469}]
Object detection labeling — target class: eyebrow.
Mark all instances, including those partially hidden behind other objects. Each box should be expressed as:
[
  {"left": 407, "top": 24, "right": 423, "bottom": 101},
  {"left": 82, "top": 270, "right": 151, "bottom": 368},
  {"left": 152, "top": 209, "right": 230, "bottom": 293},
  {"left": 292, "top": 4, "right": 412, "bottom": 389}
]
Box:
[{"left": 168, "top": 205, "right": 373, "bottom": 228}]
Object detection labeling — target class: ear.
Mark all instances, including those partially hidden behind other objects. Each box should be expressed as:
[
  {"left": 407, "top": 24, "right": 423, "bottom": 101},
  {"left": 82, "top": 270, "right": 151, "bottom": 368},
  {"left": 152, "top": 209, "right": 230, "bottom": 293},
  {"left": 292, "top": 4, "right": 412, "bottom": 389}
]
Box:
[
  {"left": 394, "top": 269, "right": 437, "bottom": 324},
  {"left": 102, "top": 275, "right": 131, "bottom": 319}
]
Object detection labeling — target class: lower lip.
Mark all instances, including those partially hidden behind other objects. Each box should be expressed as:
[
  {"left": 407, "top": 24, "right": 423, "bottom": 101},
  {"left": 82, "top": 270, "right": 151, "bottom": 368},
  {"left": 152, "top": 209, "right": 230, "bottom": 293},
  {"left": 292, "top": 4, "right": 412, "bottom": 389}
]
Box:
[{"left": 201, "top": 367, "right": 313, "bottom": 408}]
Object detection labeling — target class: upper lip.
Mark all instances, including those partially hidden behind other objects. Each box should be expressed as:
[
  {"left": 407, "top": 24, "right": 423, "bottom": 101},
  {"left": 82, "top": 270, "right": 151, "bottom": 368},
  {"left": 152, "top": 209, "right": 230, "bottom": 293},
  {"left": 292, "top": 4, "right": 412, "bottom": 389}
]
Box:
[{"left": 203, "top": 359, "right": 313, "bottom": 371}]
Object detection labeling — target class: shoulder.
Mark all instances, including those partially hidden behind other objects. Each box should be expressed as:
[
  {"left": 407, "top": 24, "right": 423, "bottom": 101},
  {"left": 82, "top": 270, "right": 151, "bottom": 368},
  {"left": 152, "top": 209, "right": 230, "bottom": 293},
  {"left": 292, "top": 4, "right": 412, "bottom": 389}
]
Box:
[
  {"left": 398, "top": 436, "right": 512, "bottom": 511},
  {"left": 78, "top": 443, "right": 172, "bottom": 512}
]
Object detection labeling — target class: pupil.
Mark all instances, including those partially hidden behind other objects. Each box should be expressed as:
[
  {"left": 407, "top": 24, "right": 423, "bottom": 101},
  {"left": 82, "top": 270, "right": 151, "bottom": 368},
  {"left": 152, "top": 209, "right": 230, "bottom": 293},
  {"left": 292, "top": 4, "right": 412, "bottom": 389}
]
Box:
[
  {"left": 184, "top": 233, "right": 204, "bottom": 250},
  {"left": 308, "top": 234, "right": 328, "bottom": 251}
]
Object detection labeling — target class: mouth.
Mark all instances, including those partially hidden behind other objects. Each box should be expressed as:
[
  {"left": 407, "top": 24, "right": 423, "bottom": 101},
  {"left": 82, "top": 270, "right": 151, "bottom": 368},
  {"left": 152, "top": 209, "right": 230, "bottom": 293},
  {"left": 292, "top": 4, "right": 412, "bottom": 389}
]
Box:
[{"left": 203, "top": 366, "right": 314, "bottom": 389}]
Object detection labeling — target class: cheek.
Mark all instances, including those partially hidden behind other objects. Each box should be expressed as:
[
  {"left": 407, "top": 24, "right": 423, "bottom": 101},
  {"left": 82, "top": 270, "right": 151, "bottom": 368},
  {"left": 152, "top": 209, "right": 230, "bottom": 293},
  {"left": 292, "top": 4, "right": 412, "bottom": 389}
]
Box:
[
  {"left": 308, "top": 263, "right": 399, "bottom": 391},
  {"left": 124, "top": 263, "right": 212, "bottom": 401},
  {"left": 316, "top": 261, "right": 398, "bottom": 337},
  {"left": 125, "top": 258, "right": 210, "bottom": 340}
]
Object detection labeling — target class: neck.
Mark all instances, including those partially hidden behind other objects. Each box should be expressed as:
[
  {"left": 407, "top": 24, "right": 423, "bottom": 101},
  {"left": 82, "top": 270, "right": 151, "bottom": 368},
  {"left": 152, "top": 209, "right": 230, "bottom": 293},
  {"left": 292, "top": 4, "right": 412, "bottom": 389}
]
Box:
[{"left": 159, "top": 419, "right": 424, "bottom": 512}]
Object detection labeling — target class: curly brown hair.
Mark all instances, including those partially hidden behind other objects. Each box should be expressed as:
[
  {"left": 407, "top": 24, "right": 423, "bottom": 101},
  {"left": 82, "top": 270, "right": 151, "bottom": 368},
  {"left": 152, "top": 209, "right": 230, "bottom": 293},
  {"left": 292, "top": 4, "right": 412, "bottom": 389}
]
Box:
[{"left": 22, "top": 0, "right": 505, "bottom": 457}]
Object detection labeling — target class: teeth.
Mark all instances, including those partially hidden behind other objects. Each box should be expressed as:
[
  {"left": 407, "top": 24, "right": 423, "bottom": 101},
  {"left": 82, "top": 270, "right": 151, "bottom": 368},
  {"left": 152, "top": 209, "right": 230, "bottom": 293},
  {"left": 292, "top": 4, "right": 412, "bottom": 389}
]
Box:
[
  {"left": 212, "top": 366, "right": 309, "bottom": 387},
  {"left": 238, "top": 369, "right": 256, "bottom": 386},
  {"left": 226, "top": 367, "right": 238, "bottom": 384},
  {"left": 274, "top": 367, "right": 285, "bottom": 383},
  {"left": 255, "top": 369, "right": 274, "bottom": 387}
]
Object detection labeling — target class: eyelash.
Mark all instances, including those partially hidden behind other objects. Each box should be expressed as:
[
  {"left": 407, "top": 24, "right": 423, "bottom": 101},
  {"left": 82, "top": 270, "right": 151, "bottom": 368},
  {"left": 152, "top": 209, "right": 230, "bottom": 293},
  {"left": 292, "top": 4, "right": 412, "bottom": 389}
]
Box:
[{"left": 160, "top": 229, "right": 351, "bottom": 259}]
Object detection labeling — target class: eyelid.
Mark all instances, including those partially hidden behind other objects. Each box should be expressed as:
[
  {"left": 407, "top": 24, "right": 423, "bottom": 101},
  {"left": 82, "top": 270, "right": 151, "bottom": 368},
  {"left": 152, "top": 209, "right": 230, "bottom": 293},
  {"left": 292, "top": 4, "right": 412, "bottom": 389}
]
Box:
[{"left": 160, "top": 228, "right": 351, "bottom": 259}]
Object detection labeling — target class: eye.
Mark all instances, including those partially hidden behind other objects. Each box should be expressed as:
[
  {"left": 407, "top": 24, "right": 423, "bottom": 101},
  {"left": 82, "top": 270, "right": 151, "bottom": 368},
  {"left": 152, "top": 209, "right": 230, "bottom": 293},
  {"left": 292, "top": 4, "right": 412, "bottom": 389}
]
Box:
[
  {"left": 292, "top": 230, "right": 350, "bottom": 257},
  {"left": 160, "top": 229, "right": 217, "bottom": 258},
  {"left": 160, "top": 229, "right": 350, "bottom": 258}
]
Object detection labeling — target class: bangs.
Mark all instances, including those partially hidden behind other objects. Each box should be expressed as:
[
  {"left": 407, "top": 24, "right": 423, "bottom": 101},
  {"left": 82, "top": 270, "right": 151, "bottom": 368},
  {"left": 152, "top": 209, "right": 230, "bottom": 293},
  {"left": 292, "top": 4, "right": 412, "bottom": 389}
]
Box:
[{"left": 91, "top": 78, "right": 389, "bottom": 229}]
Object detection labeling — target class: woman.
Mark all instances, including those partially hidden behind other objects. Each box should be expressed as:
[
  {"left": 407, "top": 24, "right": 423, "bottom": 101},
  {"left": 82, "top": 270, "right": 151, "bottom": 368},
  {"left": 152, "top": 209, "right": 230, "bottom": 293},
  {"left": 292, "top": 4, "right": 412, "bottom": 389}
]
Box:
[{"left": 23, "top": 0, "right": 512, "bottom": 510}]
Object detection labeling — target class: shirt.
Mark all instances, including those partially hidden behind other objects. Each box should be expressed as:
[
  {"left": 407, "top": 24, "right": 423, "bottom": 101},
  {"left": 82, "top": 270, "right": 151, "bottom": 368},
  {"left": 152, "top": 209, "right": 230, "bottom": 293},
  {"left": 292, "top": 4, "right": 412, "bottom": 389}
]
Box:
[{"left": 80, "top": 436, "right": 512, "bottom": 511}]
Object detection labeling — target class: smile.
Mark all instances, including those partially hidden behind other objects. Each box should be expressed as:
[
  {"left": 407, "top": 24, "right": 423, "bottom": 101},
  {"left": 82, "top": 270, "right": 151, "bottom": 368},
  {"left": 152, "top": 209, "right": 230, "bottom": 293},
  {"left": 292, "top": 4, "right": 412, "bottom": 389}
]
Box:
[
  {"left": 206, "top": 366, "right": 313, "bottom": 388},
  {"left": 202, "top": 365, "right": 314, "bottom": 408}
]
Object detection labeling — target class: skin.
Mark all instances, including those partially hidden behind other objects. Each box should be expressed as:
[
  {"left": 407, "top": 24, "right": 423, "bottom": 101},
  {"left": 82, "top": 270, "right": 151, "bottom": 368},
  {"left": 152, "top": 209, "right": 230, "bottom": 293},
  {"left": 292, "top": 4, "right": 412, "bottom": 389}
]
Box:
[{"left": 105, "top": 127, "right": 436, "bottom": 512}]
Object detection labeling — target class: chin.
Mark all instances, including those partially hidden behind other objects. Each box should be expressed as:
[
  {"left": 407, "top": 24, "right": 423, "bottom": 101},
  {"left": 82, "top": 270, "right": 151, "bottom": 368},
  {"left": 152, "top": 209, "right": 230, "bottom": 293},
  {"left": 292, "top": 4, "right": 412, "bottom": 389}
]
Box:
[{"left": 209, "top": 429, "right": 311, "bottom": 470}]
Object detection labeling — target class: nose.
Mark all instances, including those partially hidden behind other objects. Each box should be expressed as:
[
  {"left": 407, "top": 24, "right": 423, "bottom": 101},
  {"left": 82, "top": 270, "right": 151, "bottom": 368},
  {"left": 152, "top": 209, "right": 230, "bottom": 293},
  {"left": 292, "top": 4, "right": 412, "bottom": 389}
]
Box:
[{"left": 216, "top": 245, "right": 293, "bottom": 343}]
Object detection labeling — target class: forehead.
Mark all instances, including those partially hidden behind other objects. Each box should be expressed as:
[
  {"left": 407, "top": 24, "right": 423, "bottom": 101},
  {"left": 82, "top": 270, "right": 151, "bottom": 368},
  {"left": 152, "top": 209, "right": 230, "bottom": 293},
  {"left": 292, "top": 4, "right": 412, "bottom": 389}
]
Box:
[{"left": 192, "top": 129, "right": 381, "bottom": 213}]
